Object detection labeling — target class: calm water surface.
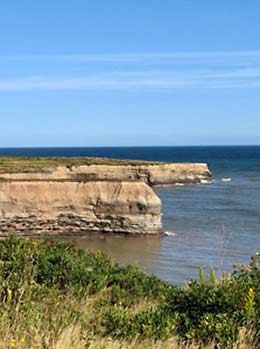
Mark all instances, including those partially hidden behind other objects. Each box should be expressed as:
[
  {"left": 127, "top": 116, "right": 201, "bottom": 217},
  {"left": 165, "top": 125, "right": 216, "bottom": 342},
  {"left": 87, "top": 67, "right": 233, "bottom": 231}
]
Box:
[{"left": 1, "top": 146, "right": 259, "bottom": 285}]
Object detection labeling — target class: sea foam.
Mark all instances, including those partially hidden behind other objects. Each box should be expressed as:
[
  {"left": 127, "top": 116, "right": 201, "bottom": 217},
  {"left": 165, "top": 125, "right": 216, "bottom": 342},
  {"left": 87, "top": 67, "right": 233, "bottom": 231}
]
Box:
[
  {"left": 222, "top": 177, "right": 232, "bottom": 182},
  {"left": 164, "top": 231, "right": 176, "bottom": 237}
]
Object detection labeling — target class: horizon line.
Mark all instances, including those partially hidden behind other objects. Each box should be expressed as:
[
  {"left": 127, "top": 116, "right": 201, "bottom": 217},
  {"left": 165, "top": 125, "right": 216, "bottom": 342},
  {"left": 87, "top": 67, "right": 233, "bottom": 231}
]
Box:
[{"left": 0, "top": 145, "right": 259, "bottom": 149}]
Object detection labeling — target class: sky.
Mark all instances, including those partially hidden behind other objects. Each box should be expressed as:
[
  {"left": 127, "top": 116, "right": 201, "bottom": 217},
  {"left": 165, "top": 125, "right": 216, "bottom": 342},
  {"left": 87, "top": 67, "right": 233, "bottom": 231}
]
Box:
[{"left": 0, "top": 0, "right": 260, "bottom": 147}]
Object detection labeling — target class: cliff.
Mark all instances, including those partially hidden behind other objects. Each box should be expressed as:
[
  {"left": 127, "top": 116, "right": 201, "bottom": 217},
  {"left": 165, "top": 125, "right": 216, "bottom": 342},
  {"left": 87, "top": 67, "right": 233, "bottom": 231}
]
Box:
[{"left": 0, "top": 157, "right": 212, "bottom": 236}]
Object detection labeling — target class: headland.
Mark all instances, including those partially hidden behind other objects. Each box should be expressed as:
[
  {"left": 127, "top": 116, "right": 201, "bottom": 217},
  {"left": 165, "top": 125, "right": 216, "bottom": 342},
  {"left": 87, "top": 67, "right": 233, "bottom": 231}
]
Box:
[{"left": 0, "top": 157, "right": 212, "bottom": 236}]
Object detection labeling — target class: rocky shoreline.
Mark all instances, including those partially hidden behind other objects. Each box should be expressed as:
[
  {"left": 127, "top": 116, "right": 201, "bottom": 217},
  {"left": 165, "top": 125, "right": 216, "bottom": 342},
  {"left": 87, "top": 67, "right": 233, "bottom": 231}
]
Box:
[{"left": 0, "top": 157, "right": 212, "bottom": 236}]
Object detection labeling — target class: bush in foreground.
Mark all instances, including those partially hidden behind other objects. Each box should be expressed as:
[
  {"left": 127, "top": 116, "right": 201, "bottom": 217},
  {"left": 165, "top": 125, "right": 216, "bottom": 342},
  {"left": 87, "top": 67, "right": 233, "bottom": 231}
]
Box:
[{"left": 0, "top": 235, "right": 259, "bottom": 348}]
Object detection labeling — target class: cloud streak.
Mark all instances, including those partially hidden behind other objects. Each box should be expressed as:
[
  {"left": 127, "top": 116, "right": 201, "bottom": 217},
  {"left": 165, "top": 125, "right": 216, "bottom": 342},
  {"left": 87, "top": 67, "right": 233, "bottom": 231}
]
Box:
[
  {"left": 1, "top": 51, "right": 260, "bottom": 91},
  {"left": 2, "top": 51, "right": 260, "bottom": 64},
  {"left": 1, "top": 68, "right": 260, "bottom": 91}
]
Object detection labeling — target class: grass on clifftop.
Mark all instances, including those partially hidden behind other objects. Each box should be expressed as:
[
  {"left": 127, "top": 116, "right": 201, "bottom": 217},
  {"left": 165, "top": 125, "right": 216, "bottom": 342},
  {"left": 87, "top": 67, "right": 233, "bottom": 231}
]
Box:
[
  {"left": 0, "top": 156, "right": 162, "bottom": 174},
  {"left": 0, "top": 235, "right": 259, "bottom": 349}
]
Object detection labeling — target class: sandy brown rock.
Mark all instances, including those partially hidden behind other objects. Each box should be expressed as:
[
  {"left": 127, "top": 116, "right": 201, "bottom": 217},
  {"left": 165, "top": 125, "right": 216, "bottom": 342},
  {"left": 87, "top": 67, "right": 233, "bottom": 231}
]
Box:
[
  {"left": 0, "top": 163, "right": 212, "bottom": 185},
  {"left": 0, "top": 181, "right": 162, "bottom": 236},
  {"left": 0, "top": 158, "right": 212, "bottom": 237}
]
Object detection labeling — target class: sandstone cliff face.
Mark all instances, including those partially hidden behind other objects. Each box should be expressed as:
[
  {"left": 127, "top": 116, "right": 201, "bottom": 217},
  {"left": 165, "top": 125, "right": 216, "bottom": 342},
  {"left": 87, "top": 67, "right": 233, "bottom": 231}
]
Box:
[
  {"left": 0, "top": 181, "right": 162, "bottom": 236},
  {"left": 0, "top": 163, "right": 211, "bottom": 185},
  {"left": 0, "top": 158, "right": 212, "bottom": 236}
]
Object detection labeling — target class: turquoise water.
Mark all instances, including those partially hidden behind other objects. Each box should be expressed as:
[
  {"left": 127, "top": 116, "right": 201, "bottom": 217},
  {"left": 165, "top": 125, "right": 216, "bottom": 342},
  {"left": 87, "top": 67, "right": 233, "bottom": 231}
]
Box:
[{"left": 0, "top": 146, "right": 259, "bottom": 284}]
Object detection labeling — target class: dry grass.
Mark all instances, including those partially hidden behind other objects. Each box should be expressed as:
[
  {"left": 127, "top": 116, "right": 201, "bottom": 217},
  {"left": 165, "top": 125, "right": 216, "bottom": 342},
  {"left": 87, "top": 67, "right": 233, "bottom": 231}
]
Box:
[
  {"left": 0, "top": 327, "right": 254, "bottom": 349},
  {"left": 0, "top": 291, "right": 212, "bottom": 349},
  {"left": 53, "top": 328, "right": 256, "bottom": 349},
  {"left": 0, "top": 156, "right": 160, "bottom": 174},
  {"left": 53, "top": 324, "right": 84, "bottom": 349}
]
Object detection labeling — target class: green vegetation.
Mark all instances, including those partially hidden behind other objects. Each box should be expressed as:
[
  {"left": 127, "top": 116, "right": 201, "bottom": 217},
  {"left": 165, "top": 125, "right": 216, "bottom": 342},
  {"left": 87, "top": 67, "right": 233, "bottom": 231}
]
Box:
[
  {"left": 0, "top": 235, "right": 259, "bottom": 348},
  {"left": 0, "top": 156, "right": 161, "bottom": 174}
]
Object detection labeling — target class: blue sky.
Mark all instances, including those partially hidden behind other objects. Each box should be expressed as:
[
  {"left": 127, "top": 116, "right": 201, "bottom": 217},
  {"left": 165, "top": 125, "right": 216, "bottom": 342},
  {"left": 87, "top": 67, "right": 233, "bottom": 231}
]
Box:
[{"left": 1, "top": 0, "right": 260, "bottom": 146}]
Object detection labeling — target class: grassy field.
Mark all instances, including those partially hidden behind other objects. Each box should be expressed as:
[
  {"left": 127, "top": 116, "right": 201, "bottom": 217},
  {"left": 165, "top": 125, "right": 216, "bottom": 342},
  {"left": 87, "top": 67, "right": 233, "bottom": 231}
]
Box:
[
  {"left": 0, "top": 235, "right": 259, "bottom": 349},
  {"left": 0, "top": 156, "right": 161, "bottom": 174}
]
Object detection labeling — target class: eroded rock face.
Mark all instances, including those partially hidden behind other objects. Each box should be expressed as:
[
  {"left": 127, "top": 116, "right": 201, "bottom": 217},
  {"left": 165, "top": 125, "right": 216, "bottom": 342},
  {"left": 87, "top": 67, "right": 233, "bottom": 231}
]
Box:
[
  {"left": 0, "top": 159, "right": 212, "bottom": 236},
  {"left": 0, "top": 181, "right": 162, "bottom": 236},
  {"left": 0, "top": 163, "right": 212, "bottom": 185}
]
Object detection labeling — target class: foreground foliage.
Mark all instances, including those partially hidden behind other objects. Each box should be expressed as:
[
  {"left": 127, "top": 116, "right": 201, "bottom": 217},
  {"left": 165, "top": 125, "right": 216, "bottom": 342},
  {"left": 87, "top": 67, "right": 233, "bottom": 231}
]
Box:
[{"left": 0, "top": 235, "right": 259, "bottom": 348}]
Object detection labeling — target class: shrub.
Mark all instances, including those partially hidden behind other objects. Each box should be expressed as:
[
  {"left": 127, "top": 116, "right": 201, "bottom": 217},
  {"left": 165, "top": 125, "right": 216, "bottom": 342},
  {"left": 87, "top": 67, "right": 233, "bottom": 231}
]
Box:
[{"left": 0, "top": 235, "right": 259, "bottom": 348}]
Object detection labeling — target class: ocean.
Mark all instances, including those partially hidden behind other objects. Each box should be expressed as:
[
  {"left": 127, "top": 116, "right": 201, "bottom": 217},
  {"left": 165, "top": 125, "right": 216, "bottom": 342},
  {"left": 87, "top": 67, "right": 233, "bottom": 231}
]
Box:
[{"left": 0, "top": 146, "right": 259, "bottom": 285}]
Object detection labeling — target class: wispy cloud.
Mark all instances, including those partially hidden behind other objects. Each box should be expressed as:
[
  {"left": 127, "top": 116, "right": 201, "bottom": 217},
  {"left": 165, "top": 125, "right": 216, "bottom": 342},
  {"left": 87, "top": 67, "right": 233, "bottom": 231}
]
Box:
[
  {"left": 2, "top": 51, "right": 260, "bottom": 63},
  {"left": 1, "top": 51, "right": 260, "bottom": 91},
  {"left": 1, "top": 69, "right": 260, "bottom": 91}
]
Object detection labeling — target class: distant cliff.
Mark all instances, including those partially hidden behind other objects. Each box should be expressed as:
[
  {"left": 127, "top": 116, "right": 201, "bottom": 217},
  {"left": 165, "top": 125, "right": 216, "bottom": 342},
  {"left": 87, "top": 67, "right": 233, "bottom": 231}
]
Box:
[{"left": 0, "top": 157, "right": 212, "bottom": 236}]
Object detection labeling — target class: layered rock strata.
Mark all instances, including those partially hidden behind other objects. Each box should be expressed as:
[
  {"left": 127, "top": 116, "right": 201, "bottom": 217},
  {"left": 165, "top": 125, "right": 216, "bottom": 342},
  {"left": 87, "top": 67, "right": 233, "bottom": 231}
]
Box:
[
  {"left": 0, "top": 181, "right": 161, "bottom": 236},
  {"left": 0, "top": 158, "right": 212, "bottom": 236},
  {"left": 1, "top": 162, "right": 211, "bottom": 185}
]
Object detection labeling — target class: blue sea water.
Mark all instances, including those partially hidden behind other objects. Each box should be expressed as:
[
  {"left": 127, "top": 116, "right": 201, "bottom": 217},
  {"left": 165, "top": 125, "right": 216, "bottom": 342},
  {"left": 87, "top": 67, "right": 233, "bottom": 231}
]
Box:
[{"left": 0, "top": 146, "right": 259, "bottom": 285}]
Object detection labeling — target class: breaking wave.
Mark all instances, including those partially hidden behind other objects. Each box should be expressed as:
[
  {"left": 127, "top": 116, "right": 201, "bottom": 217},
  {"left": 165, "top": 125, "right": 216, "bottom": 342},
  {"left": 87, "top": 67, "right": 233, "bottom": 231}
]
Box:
[{"left": 222, "top": 177, "right": 232, "bottom": 182}]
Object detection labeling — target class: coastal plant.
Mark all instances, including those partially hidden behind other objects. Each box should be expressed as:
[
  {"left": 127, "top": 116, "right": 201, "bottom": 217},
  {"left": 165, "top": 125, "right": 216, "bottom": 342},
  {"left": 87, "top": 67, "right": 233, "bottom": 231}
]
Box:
[
  {"left": 233, "top": 252, "right": 260, "bottom": 345},
  {"left": 107, "top": 265, "right": 172, "bottom": 304},
  {"left": 199, "top": 266, "right": 205, "bottom": 285},
  {"left": 162, "top": 260, "right": 260, "bottom": 347},
  {"left": 0, "top": 235, "right": 259, "bottom": 348},
  {"left": 102, "top": 305, "right": 177, "bottom": 340}
]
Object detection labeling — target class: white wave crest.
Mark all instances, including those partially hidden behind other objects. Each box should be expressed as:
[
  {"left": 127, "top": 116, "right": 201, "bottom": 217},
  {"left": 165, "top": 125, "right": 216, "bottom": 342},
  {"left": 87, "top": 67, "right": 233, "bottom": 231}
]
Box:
[
  {"left": 222, "top": 177, "right": 232, "bottom": 182},
  {"left": 200, "top": 179, "right": 213, "bottom": 184},
  {"left": 164, "top": 231, "right": 176, "bottom": 237}
]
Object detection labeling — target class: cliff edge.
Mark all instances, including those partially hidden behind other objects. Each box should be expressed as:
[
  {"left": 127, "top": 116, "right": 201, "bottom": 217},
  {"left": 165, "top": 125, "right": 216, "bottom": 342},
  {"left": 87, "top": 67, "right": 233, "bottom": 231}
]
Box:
[{"left": 0, "top": 157, "right": 212, "bottom": 236}]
